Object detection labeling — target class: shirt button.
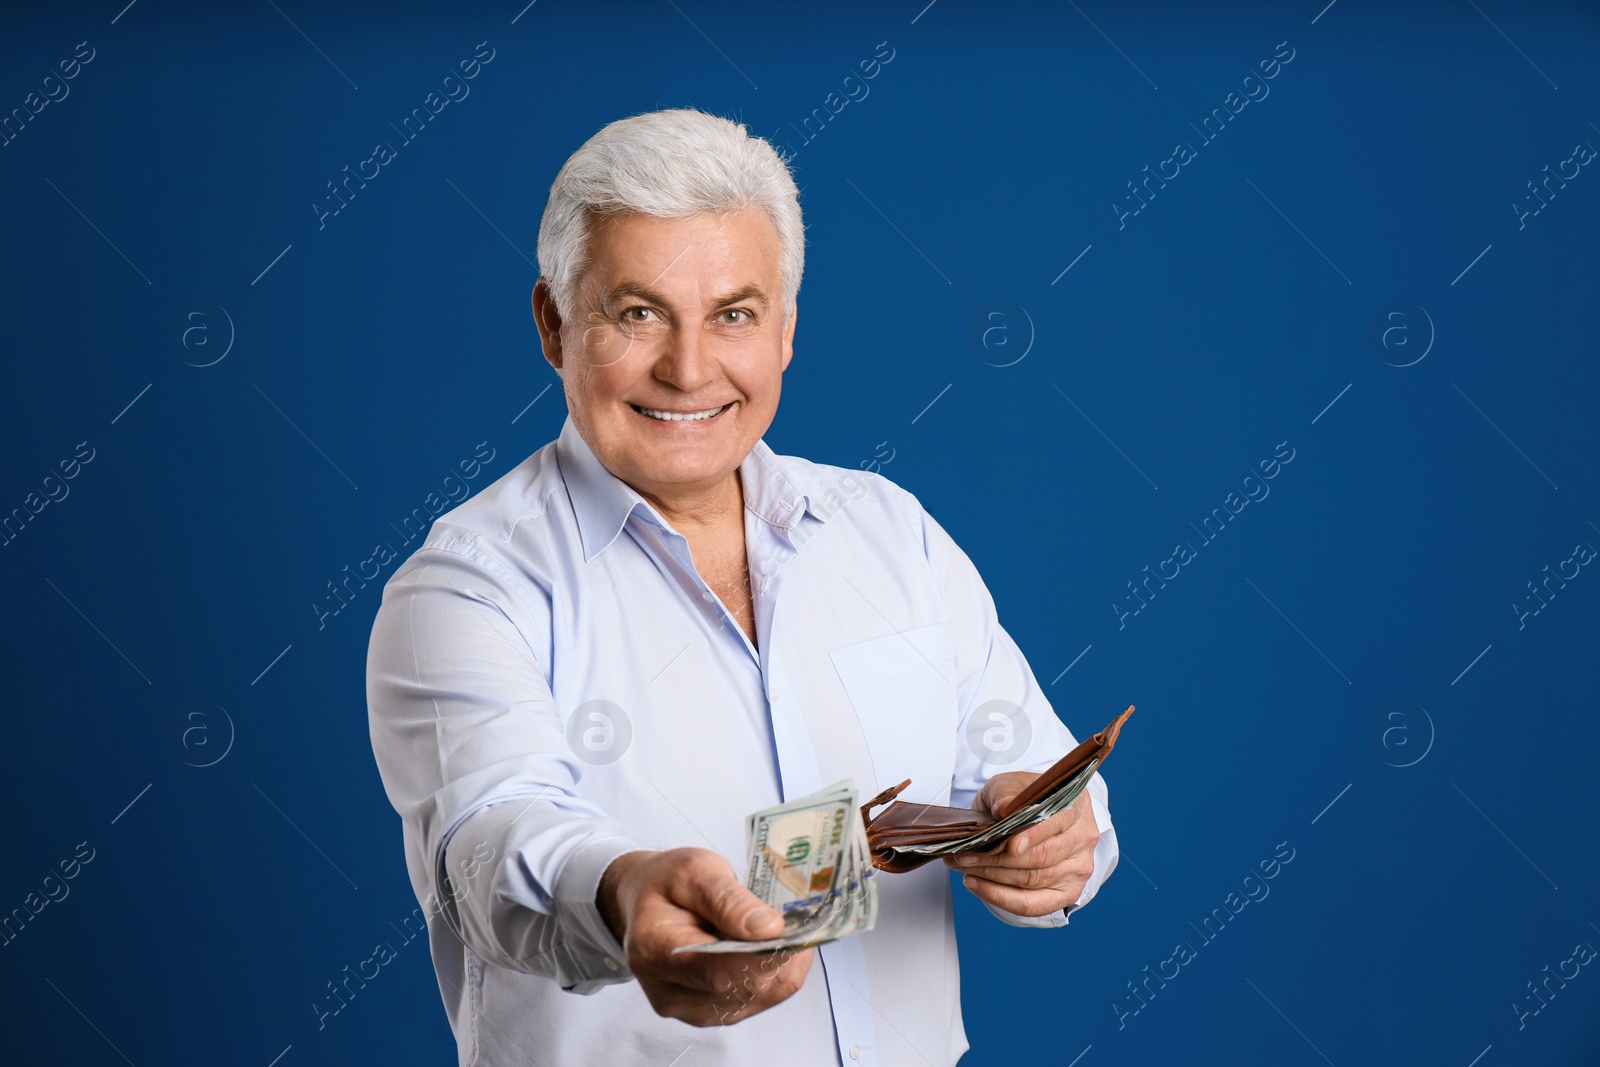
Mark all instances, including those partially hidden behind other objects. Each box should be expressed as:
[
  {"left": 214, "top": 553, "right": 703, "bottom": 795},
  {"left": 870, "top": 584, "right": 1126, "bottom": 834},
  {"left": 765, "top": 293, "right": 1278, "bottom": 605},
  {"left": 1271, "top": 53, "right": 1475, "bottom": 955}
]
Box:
[
  {"left": 849, "top": 1045, "right": 861, "bottom": 1060},
  {"left": 604, "top": 956, "right": 619, "bottom": 971},
  {"left": 701, "top": 591, "right": 716, "bottom": 602}
]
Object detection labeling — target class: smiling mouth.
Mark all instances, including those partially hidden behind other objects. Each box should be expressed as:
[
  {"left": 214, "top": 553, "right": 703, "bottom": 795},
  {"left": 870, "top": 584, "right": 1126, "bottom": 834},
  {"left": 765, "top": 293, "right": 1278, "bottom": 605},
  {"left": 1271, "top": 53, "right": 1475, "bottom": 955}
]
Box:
[{"left": 630, "top": 403, "right": 731, "bottom": 422}]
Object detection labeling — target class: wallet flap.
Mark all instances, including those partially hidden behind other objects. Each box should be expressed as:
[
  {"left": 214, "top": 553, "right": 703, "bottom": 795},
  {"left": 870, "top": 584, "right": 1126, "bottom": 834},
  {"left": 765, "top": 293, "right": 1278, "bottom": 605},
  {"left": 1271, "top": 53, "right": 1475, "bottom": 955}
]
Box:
[
  {"left": 864, "top": 798, "right": 994, "bottom": 854},
  {"left": 866, "top": 800, "right": 993, "bottom": 833},
  {"left": 994, "top": 704, "right": 1134, "bottom": 820},
  {"left": 868, "top": 822, "right": 990, "bottom": 846}
]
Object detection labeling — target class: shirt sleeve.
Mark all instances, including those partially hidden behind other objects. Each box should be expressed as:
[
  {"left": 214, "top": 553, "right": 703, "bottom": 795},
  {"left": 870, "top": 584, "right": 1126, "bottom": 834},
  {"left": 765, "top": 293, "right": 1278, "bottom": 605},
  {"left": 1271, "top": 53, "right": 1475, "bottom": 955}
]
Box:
[
  {"left": 366, "top": 540, "right": 643, "bottom": 994},
  {"left": 913, "top": 501, "right": 1121, "bottom": 929}
]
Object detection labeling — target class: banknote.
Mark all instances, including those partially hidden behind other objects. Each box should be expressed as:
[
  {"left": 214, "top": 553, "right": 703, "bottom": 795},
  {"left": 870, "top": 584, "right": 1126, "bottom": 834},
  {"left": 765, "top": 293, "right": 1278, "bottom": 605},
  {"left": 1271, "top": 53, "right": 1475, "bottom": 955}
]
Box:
[
  {"left": 676, "top": 780, "right": 877, "bottom": 954},
  {"left": 890, "top": 759, "right": 1101, "bottom": 858}
]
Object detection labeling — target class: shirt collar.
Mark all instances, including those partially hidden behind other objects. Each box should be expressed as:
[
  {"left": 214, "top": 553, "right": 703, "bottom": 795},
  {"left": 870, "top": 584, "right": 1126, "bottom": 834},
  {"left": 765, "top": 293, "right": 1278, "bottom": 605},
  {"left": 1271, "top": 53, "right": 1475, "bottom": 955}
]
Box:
[{"left": 554, "top": 415, "right": 828, "bottom": 562}]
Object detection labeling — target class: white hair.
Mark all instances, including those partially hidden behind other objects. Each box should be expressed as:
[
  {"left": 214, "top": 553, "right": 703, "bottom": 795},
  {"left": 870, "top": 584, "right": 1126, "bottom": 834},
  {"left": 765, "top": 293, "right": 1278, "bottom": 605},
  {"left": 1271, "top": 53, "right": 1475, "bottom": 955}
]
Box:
[{"left": 536, "top": 108, "right": 804, "bottom": 323}]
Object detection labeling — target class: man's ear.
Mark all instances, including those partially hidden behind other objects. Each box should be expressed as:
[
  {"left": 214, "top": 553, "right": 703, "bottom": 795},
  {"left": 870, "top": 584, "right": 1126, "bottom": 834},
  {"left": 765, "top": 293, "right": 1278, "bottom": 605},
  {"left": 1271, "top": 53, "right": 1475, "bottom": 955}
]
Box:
[
  {"left": 532, "top": 278, "right": 564, "bottom": 371},
  {"left": 780, "top": 298, "right": 798, "bottom": 371}
]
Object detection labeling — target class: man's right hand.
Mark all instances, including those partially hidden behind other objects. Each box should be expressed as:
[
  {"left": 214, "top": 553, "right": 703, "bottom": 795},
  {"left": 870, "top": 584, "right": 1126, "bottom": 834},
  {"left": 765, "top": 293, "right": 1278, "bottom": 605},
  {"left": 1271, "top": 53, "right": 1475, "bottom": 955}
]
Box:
[{"left": 596, "top": 847, "right": 816, "bottom": 1027}]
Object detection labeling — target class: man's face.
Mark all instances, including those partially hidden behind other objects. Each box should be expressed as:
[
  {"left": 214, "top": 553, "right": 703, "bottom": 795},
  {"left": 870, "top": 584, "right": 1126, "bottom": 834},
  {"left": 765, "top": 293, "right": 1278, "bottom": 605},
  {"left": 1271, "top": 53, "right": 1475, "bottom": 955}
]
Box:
[{"left": 533, "top": 207, "right": 796, "bottom": 506}]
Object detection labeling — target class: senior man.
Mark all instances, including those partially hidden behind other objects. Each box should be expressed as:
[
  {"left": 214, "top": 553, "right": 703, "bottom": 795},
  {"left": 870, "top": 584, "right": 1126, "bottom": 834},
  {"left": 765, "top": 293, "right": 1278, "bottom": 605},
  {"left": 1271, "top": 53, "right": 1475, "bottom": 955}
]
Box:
[{"left": 367, "top": 108, "right": 1119, "bottom": 1066}]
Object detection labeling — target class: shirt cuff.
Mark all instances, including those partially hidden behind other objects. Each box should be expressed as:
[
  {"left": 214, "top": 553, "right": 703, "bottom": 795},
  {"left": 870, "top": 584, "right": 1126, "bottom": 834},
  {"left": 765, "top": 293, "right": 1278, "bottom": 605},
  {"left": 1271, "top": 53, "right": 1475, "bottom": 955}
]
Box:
[
  {"left": 1064, "top": 783, "right": 1119, "bottom": 921},
  {"left": 981, "top": 895, "right": 1071, "bottom": 929},
  {"left": 552, "top": 835, "right": 646, "bottom": 994}
]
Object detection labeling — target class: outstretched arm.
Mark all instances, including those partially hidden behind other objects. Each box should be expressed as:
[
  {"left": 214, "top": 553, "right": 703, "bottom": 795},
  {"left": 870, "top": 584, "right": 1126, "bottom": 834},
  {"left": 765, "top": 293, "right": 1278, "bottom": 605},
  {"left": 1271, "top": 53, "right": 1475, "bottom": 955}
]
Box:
[{"left": 369, "top": 545, "right": 811, "bottom": 1019}]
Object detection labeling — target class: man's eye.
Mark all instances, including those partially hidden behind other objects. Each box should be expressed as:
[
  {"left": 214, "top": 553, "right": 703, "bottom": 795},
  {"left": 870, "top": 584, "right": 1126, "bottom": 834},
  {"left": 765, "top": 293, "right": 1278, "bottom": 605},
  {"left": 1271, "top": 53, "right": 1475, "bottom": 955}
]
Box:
[
  {"left": 720, "top": 309, "right": 751, "bottom": 324},
  {"left": 621, "top": 307, "right": 655, "bottom": 322}
]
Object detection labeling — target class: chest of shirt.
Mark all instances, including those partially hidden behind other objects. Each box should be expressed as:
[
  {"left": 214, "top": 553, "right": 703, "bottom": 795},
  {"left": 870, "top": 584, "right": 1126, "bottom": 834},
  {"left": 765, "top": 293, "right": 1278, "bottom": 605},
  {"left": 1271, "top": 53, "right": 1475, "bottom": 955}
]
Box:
[{"left": 536, "top": 511, "right": 961, "bottom": 864}]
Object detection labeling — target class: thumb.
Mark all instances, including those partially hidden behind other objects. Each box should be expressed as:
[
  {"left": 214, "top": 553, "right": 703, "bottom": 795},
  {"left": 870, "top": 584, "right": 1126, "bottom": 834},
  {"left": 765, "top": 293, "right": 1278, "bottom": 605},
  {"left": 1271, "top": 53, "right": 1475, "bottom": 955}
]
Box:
[
  {"left": 681, "top": 857, "right": 785, "bottom": 940},
  {"left": 977, "top": 775, "right": 1022, "bottom": 817}
]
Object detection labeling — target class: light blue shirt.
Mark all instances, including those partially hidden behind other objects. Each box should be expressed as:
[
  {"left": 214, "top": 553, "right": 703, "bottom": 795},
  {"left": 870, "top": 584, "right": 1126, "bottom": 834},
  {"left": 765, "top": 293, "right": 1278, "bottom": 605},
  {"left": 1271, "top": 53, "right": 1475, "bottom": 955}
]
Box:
[{"left": 367, "top": 415, "right": 1118, "bottom": 1067}]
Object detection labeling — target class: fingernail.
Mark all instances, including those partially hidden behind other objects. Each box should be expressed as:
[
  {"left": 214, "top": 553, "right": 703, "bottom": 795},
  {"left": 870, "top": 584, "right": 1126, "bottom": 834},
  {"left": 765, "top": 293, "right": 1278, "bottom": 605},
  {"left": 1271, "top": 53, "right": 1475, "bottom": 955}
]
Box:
[
  {"left": 743, "top": 909, "right": 773, "bottom": 936},
  {"left": 1015, "top": 836, "right": 1029, "bottom": 854},
  {"left": 956, "top": 854, "right": 973, "bottom": 866}
]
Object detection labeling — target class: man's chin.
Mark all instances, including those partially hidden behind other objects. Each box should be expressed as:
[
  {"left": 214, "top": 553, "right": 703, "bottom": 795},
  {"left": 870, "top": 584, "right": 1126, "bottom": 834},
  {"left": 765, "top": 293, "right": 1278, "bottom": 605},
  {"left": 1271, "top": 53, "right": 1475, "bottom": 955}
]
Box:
[
  {"left": 627, "top": 455, "right": 742, "bottom": 494},
  {"left": 625, "top": 407, "right": 751, "bottom": 463}
]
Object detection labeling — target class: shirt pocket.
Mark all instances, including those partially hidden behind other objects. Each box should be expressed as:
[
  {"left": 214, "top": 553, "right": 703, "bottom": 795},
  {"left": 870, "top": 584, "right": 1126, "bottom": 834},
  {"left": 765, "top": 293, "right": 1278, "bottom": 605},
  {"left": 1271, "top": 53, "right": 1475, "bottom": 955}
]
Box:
[{"left": 829, "top": 622, "right": 959, "bottom": 804}]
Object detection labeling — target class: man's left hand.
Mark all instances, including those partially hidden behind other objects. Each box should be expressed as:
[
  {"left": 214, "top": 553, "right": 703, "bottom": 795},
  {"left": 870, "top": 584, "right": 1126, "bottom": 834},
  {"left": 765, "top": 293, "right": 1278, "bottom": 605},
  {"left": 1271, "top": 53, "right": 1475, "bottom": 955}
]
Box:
[{"left": 943, "top": 771, "right": 1099, "bottom": 917}]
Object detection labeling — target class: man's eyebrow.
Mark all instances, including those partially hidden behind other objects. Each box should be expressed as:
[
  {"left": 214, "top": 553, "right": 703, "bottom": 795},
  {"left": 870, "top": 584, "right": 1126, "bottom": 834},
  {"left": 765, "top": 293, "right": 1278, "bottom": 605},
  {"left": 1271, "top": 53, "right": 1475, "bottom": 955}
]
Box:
[
  {"left": 600, "top": 282, "right": 770, "bottom": 312},
  {"left": 709, "top": 285, "right": 770, "bottom": 310},
  {"left": 601, "top": 282, "right": 669, "bottom": 310}
]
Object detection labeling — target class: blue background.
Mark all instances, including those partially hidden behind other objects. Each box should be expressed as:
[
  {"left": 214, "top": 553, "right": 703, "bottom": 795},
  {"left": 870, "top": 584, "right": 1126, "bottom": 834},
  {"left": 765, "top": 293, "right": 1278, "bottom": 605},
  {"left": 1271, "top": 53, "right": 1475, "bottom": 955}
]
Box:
[{"left": 2, "top": 1, "right": 1597, "bottom": 1064}]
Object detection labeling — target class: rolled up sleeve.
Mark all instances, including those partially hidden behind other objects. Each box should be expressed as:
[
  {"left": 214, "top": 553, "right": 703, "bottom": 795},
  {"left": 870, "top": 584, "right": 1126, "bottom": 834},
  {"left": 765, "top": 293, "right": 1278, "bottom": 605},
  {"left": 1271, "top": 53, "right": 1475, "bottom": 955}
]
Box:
[{"left": 366, "top": 541, "right": 643, "bottom": 993}]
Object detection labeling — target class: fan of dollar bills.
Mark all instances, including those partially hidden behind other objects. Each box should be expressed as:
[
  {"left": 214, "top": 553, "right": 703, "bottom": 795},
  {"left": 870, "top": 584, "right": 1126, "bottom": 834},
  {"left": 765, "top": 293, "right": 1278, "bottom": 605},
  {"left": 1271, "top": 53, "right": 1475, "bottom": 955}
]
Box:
[
  {"left": 880, "top": 757, "right": 1100, "bottom": 860},
  {"left": 675, "top": 779, "right": 877, "bottom": 955}
]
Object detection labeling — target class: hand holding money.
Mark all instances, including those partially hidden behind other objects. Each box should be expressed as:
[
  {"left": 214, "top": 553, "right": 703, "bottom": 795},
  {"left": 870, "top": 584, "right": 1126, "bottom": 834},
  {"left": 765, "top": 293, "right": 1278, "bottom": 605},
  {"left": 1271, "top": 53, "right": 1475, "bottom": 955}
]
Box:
[
  {"left": 596, "top": 847, "right": 816, "bottom": 1027},
  {"left": 944, "top": 774, "right": 1101, "bottom": 917},
  {"left": 675, "top": 779, "right": 878, "bottom": 955},
  {"left": 860, "top": 704, "right": 1133, "bottom": 873},
  {"left": 595, "top": 780, "right": 878, "bottom": 1026}
]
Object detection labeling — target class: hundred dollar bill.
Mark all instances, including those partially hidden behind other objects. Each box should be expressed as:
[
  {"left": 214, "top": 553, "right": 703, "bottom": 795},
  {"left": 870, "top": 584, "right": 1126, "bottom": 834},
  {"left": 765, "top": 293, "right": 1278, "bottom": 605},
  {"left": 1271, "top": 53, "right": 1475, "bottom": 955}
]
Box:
[{"left": 676, "top": 780, "right": 877, "bottom": 954}]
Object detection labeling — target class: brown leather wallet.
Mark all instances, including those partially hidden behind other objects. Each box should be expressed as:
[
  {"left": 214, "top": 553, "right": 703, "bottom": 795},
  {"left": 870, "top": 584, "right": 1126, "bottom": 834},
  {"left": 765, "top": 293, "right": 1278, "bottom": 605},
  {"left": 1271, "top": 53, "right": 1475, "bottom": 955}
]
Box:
[{"left": 859, "top": 704, "right": 1135, "bottom": 872}]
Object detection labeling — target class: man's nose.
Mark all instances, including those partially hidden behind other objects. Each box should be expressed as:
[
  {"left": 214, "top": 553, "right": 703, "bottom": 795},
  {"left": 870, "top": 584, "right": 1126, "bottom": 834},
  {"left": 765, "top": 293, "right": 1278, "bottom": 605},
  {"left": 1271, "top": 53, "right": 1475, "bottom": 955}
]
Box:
[{"left": 654, "top": 322, "right": 715, "bottom": 392}]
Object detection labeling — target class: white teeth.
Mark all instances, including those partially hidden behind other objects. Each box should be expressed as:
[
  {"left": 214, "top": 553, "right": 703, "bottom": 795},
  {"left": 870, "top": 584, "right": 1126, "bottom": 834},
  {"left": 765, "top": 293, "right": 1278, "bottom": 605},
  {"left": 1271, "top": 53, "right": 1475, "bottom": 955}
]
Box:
[{"left": 635, "top": 404, "right": 727, "bottom": 422}]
